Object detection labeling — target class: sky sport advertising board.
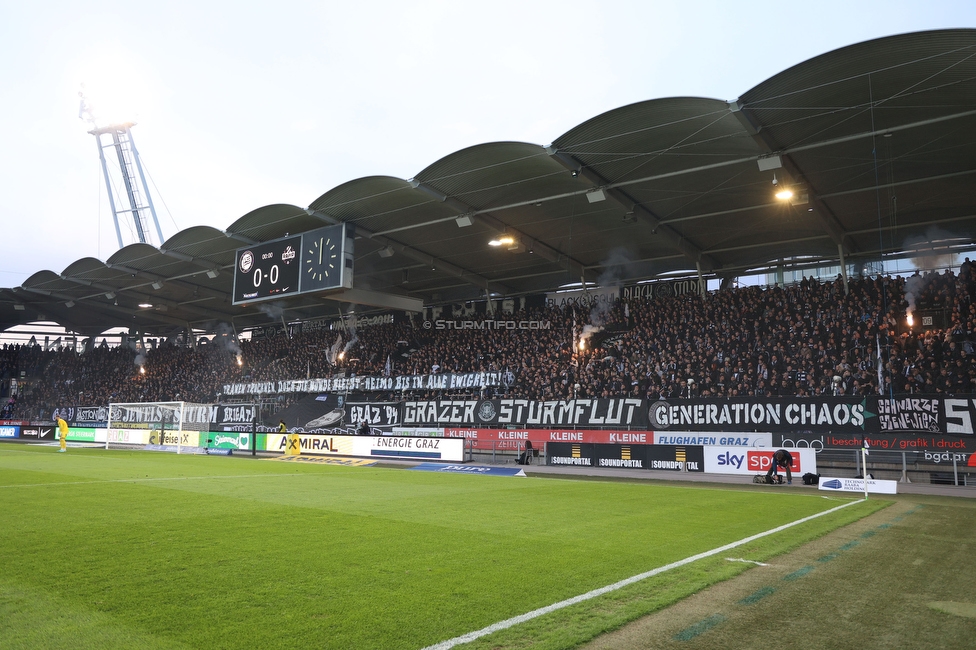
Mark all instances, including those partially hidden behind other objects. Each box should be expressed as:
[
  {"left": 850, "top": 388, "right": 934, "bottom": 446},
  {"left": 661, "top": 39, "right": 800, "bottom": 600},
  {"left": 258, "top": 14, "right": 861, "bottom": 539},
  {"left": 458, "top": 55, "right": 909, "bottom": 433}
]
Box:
[
  {"left": 703, "top": 447, "right": 817, "bottom": 476},
  {"left": 264, "top": 434, "right": 465, "bottom": 462}
]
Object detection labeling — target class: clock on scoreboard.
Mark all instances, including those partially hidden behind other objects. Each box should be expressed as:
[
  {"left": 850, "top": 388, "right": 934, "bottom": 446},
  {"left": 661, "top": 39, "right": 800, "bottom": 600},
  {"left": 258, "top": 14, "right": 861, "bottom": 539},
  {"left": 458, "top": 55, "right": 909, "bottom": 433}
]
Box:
[{"left": 232, "top": 224, "right": 353, "bottom": 305}]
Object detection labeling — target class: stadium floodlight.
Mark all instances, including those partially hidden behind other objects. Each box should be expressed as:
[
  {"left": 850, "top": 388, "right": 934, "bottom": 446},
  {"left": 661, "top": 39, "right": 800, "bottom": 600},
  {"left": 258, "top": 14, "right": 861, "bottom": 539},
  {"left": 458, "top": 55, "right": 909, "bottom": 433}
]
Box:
[
  {"left": 757, "top": 155, "right": 783, "bottom": 171},
  {"left": 489, "top": 235, "right": 515, "bottom": 247},
  {"left": 586, "top": 189, "right": 606, "bottom": 203},
  {"left": 105, "top": 292, "right": 116, "bottom": 299},
  {"left": 775, "top": 188, "right": 794, "bottom": 201},
  {"left": 151, "top": 281, "right": 163, "bottom": 290},
  {"left": 455, "top": 215, "right": 473, "bottom": 227},
  {"left": 206, "top": 269, "right": 219, "bottom": 279}
]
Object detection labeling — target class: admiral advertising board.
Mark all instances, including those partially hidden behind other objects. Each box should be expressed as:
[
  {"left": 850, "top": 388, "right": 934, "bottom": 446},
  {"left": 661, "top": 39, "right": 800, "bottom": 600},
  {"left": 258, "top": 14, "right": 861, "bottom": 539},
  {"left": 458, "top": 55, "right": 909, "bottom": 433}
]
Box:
[
  {"left": 264, "top": 434, "right": 465, "bottom": 462},
  {"left": 546, "top": 442, "right": 704, "bottom": 471},
  {"left": 703, "top": 447, "right": 817, "bottom": 476},
  {"left": 0, "top": 425, "right": 17, "bottom": 438}
]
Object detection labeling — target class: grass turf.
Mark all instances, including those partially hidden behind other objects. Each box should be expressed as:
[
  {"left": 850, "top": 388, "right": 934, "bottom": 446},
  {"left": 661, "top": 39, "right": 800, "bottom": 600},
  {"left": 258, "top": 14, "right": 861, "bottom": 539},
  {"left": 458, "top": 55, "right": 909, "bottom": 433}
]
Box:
[{"left": 0, "top": 446, "right": 882, "bottom": 649}]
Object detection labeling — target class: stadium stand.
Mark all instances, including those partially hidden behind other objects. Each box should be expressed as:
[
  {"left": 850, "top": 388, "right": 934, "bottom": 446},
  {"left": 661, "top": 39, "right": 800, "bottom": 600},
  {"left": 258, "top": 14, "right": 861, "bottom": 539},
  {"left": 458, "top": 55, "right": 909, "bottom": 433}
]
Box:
[{"left": 2, "top": 262, "right": 973, "bottom": 420}]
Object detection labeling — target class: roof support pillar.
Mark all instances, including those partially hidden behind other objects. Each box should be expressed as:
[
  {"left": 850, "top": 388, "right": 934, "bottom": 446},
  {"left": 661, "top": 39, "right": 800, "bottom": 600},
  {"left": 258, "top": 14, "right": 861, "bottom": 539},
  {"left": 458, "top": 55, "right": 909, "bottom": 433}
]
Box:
[{"left": 838, "top": 244, "right": 849, "bottom": 296}]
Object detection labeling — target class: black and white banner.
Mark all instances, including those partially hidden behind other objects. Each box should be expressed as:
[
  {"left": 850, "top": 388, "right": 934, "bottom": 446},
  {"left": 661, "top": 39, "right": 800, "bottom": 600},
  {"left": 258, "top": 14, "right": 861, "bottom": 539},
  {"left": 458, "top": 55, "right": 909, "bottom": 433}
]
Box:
[
  {"left": 220, "top": 371, "right": 503, "bottom": 396},
  {"left": 403, "top": 398, "right": 648, "bottom": 427}
]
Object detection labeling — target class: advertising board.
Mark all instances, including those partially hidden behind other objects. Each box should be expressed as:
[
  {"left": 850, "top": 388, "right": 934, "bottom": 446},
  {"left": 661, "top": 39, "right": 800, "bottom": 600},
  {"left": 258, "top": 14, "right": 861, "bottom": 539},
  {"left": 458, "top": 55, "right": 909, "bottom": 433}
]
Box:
[
  {"left": 818, "top": 476, "right": 898, "bottom": 494},
  {"left": 545, "top": 442, "right": 703, "bottom": 471},
  {"left": 0, "top": 426, "right": 18, "bottom": 438},
  {"left": 206, "top": 431, "right": 252, "bottom": 450},
  {"left": 65, "top": 427, "right": 99, "bottom": 443},
  {"left": 703, "top": 447, "right": 817, "bottom": 476},
  {"left": 264, "top": 434, "right": 465, "bottom": 462},
  {"left": 18, "top": 426, "right": 54, "bottom": 440},
  {"left": 444, "top": 428, "right": 651, "bottom": 449}
]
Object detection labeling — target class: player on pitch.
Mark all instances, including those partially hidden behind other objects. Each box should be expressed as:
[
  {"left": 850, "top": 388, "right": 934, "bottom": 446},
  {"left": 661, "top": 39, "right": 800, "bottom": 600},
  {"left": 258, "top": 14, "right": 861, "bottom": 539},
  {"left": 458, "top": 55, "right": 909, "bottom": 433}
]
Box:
[{"left": 55, "top": 413, "right": 69, "bottom": 452}]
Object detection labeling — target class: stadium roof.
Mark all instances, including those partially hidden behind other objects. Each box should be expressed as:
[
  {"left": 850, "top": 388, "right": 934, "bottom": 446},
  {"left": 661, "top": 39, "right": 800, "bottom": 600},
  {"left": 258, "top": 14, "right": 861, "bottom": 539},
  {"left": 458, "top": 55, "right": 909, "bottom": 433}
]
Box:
[{"left": 3, "top": 29, "right": 976, "bottom": 338}]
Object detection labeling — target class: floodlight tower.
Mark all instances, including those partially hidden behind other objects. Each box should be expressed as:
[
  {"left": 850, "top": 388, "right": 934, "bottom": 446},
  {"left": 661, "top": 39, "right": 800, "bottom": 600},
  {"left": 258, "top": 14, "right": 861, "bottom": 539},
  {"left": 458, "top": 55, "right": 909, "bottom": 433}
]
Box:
[{"left": 79, "top": 90, "right": 164, "bottom": 249}]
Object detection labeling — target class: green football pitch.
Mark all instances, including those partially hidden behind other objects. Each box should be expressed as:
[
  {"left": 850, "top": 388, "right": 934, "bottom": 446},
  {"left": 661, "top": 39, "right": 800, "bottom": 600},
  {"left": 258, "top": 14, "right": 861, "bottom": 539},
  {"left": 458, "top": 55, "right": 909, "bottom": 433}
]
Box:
[{"left": 0, "top": 446, "right": 881, "bottom": 649}]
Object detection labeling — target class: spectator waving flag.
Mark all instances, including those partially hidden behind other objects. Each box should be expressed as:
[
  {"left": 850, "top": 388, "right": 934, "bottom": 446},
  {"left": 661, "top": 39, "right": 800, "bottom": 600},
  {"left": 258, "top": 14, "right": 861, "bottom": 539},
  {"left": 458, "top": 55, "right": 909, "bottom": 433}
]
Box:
[
  {"left": 384, "top": 354, "right": 391, "bottom": 377},
  {"left": 876, "top": 334, "right": 883, "bottom": 392}
]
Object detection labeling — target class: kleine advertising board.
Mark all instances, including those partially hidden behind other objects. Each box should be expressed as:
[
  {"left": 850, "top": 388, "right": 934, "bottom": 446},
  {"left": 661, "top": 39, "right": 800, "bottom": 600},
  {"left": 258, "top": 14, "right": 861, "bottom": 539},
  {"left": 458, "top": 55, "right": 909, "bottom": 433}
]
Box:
[{"left": 703, "top": 447, "right": 817, "bottom": 476}]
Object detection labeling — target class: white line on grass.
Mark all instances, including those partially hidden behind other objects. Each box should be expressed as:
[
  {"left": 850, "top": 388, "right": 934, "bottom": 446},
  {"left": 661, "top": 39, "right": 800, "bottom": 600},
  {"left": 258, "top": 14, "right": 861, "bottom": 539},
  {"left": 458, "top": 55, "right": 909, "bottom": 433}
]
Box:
[
  {"left": 421, "top": 498, "right": 864, "bottom": 650},
  {"left": 0, "top": 474, "right": 307, "bottom": 489}
]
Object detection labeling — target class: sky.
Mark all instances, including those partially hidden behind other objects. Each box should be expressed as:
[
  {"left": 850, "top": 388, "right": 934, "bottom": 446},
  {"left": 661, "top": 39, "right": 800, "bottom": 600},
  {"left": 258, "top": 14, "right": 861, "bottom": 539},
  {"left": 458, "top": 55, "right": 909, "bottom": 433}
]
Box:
[{"left": 1, "top": 0, "right": 974, "bottom": 288}]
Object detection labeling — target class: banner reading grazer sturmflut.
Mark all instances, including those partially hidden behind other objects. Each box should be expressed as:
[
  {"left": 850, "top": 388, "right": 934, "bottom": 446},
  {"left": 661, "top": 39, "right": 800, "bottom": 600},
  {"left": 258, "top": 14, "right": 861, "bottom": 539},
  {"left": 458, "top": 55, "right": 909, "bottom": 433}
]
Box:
[{"left": 403, "top": 398, "right": 647, "bottom": 428}]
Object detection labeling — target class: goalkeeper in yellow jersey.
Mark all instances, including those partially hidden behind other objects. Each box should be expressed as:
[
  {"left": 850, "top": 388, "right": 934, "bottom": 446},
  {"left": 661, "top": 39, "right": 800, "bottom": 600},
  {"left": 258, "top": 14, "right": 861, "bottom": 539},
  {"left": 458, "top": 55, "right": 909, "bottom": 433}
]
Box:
[{"left": 55, "top": 413, "right": 69, "bottom": 452}]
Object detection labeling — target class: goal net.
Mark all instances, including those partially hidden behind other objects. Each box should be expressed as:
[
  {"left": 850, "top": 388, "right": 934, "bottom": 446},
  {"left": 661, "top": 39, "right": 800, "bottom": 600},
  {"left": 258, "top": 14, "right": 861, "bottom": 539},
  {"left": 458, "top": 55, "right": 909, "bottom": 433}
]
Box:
[{"left": 106, "top": 402, "right": 212, "bottom": 452}]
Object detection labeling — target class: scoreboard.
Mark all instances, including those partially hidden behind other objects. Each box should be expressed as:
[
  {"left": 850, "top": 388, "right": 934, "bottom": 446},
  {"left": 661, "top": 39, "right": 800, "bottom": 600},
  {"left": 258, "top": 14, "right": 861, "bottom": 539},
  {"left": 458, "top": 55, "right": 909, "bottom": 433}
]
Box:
[{"left": 232, "top": 224, "right": 353, "bottom": 305}]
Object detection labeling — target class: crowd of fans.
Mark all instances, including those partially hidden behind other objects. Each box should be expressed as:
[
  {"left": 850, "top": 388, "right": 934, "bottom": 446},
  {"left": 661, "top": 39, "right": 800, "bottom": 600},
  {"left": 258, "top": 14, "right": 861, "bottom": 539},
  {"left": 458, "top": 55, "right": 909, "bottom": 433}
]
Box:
[{"left": 1, "top": 259, "right": 973, "bottom": 420}]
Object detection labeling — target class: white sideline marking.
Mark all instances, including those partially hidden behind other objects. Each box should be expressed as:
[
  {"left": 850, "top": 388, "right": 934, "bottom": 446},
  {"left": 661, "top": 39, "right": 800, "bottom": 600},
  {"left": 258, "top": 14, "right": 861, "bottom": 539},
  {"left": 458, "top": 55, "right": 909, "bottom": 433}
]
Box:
[
  {"left": 421, "top": 498, "right": 864, "bottom": 650},
  {"left": 0, "top": 474, "right": 305, "bottom": 489},
  {"left": 726, "top": 557, "right": 770, "bottom": 566}
]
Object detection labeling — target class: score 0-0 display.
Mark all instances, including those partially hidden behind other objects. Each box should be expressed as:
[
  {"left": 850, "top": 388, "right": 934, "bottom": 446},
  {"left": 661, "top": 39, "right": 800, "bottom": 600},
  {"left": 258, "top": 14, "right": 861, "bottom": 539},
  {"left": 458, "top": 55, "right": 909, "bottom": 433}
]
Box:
[
  {"left": 232, "top": 236, "right": 302, "bottom": 304},
  {"left": 232, "top": 224, "right": 353, "bottom": 305}
]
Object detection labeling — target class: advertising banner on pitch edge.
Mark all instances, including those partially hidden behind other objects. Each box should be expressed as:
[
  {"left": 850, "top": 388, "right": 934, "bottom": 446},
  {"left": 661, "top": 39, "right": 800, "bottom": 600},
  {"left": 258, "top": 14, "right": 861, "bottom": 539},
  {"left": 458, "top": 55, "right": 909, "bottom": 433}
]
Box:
[
  {"left": 546, "top": 442, "right": 704, "bottom": 471},
  {"left": 703, "top": 447, "right": 817, "bottom": 476},
  {"left": 264, "top": 434, "right": 465, "bottom": 462},
  {"left": 18, "top": 425, "right": 54, "bottom": 440}
]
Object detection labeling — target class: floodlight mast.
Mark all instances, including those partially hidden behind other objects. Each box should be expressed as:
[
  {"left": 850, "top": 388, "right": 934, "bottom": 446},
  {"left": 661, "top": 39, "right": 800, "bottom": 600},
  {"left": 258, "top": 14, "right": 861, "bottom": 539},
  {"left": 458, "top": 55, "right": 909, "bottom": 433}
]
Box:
[{"left": 79, "top": 90, "right": 164, "bottom": 249}]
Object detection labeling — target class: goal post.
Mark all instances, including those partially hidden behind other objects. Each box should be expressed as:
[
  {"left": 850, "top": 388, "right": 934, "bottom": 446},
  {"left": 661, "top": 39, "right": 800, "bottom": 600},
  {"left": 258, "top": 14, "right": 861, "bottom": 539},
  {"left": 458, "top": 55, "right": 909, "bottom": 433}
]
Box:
[{"left": 106, "top": 402, "right": 212, "bottom": 452}]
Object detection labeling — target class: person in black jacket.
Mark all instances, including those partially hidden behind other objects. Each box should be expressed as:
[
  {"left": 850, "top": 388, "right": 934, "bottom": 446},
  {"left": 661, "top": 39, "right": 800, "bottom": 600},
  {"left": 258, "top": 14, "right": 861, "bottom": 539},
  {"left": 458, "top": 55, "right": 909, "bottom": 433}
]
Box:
[{"left": 766, "top": 449, "right": 794, "bottom": 484}]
